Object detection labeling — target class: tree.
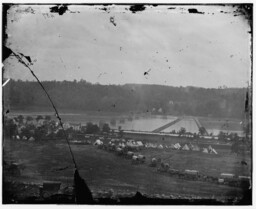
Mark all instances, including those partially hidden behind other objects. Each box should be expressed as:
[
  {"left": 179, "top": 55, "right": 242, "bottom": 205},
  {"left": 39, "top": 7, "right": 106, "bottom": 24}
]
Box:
[
  {"left": 171, "top": 130, "right": 176, "bottom": 134},
  {"left": 4, "top": 80, "right": 247, "bottom": 118},
  {"left": 178, "top": 127, "right": 186, "bottom": 135},
  {"left": 4, "top": 118, "right": 17, "bottom": 138},
  {"left": 21, "top": 127, "right": 31, "bottom": 137},
  {"left": 118, "top": 126, "right": 124, "bottom": 137},
  {"left": 233, "top": 133, "right": 239, "bottom": 141},
  {"left": 110, "top": 118, "right": 116, "bottom": 126},
  {"left": 199, "top": 126, "right": 207, "bottom": 136},
  {"left": 102, "top": 123, "right": 110, "bottom": 133},
  {"left": 218, "top": 131, "right": 226, "bottom": 141},
  {"left": 26, "top": 116, "right": 33, "bottom": 121},
  {"left": 17, "top": 115, "right": 24, "bottom": 124},
  {"left": 36, "top": 115, "right": 43, "bottom": 122},
  {"left": 231, "top": 140, "right": 240, "bottom": 154},
  {"left": 243, "top": 122, "right": 250, "bottom": 139},
  {"left": 85, "top": 122, "right": 100, "bottom": 134},
  {"left": 193, "top": 133, "right": 198, "bottom": 138},
  {"left": 99, "top": 120, "right": 105, "bottom": 129},
  {"left": 45, "top": 115, "right": 51, "bottom": 121},
  {"left": 56, "top": 129, "right": 65, "bottom": 138},
  {"left": 13, "top": 117, "right": 18, "bottom": 122},
  {"left": 92, "top": 124, "right": 100, "bottom": 134}
]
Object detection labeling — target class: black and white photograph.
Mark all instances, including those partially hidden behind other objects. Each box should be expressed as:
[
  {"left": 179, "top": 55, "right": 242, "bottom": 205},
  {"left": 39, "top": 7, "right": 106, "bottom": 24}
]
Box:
[{"left": 2, "top": 3, "right": 253, "bottom": 205}]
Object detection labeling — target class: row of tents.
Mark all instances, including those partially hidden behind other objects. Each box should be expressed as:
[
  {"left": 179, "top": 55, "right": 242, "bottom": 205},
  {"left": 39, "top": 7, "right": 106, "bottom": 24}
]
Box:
[
  {"left": 94, "top": 139, "right": 144, "bottom": 150},
  {"left": 94, "top": 138, "right": 218, "bottom": 154},
  {"left": 144, "top": 142, "right": 218, "bottom": 154},
  {"left": 13, "top": 135, "right": 36, "bottom": 141},
  {"left": 94, "top": 139, "right": 146, "bottom": 164}
]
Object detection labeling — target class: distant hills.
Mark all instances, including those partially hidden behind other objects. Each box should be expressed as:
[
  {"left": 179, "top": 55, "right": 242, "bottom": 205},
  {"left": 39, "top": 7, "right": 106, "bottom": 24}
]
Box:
[{"left": 3, "top": 80, "right": 248, "bottom": 119}]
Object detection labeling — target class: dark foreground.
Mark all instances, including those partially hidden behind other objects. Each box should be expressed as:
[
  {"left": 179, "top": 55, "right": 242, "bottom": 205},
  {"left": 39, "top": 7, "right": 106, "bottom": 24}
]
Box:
[
  {"left": 3, "top": 137, "right": 252, "bottom": 205},
  {"left": 3, "top": 181, "right": 251, "bottom": 205}
]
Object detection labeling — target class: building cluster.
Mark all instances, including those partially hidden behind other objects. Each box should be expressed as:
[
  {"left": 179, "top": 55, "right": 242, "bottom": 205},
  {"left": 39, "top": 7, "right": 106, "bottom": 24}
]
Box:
[{"left": 5, "top": 116, "right": 87, "bottom": 141}]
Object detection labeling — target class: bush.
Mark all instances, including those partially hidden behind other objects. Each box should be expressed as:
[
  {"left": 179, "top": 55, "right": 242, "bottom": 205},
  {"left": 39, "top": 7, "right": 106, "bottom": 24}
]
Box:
[
  {"left": 85, "top": 122, "right": 100, "bottom": 134},
  {"left": 102, "top": 123, "right": 110, "bottom": 133}
]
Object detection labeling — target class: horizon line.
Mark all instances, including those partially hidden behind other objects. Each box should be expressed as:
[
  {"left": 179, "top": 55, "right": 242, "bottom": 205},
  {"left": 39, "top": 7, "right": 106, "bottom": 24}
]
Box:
[{"left": 6, "top": 78, "right": 249, "bottom": 89}]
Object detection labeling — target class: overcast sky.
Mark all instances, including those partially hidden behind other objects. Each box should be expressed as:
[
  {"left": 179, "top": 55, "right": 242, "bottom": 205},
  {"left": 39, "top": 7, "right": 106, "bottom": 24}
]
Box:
[{"left": 4, "top": 4, "right": 251, "bottom": 88}]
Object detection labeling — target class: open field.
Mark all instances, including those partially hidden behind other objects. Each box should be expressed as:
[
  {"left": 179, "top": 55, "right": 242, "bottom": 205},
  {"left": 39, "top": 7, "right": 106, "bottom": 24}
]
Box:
[
  {"left": 3, "top": 137, "right": 251, "bottom": 201},
  {"left": 199, "top": 117, "right": 244, "bottom": 136}
]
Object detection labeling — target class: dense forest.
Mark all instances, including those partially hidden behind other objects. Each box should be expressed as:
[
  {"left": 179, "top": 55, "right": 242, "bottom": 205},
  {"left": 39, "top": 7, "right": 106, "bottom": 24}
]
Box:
[{"left": 3, "top": 80, "right": 248, "bottom": 119}]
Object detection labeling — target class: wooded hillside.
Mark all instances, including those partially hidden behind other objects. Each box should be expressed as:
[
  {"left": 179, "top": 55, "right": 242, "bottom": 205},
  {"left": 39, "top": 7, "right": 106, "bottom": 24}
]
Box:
[{"left": 3, "top": 80, "right": 247, "bottom": 119}]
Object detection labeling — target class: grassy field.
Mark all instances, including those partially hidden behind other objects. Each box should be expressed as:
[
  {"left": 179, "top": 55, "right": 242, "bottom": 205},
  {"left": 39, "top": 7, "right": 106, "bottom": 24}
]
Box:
[
  {"left": 3, "top": 137, "right": 250, "bottom": 201},
  {"left": 199, "top": 117, "right": 243, "bottom": 131}
]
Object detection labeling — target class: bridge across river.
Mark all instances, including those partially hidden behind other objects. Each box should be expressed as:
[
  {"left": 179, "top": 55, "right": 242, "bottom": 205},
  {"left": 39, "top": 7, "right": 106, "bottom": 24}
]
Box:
[
  {"left": 152, "top": 117, "right": 208, "bottom": 134},
  {"left": 152, "top": 118, "right": 181, "bottom": 133},
  {"left": 193, "top": 117, "right": 209, "bottom": 135}
]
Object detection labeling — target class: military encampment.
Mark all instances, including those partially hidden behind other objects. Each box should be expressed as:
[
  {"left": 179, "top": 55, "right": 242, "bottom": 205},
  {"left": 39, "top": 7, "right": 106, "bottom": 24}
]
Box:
[{"left": 2, "top": 3, "right": 252, "bottom": 205}]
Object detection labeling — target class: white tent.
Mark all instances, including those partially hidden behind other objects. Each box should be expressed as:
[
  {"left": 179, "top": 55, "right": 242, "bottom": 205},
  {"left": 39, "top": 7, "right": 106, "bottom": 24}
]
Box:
[
  {"left": 174, "top": 143, "right": 181, "bottom": 149},
  {"left": 202, "top": 148, "right": 208, "bottom": 153},
  {"left": 127, "top": 140, "right": 135, "bottom": 144},
  {"left": 136, "top": 141, "right": 143, "bottom": 147},
  {"left": 28, "top": 136, "right": 35, "bottom": 141},
  {"left": 132, "top": 155, "right": 138, "bottom": 161},
  {"left": 127, "top": 151, "right": 134, "bottom": 157},
  {"left": 158, "top": 144, "right": 164, "bottom": 149},
  {"left": 170, "top": 144, "right": 176, "bottom": 149},
  {"left": 152, "top": 144, "right": 157, "bottom": 148},
  {"left": 211, "top": 148, "right": 218, "bottom": 154},
  {"left": 118, "top": 142, "right": 125, "bottom": 148},
  {"left": 182, "top": 144, "right": 190, "bottom": 151},
  {"left": 116, "top": 147, "right": 122, "bottom": 152},
  {"left": 126, "top": 141, "right": 139, "bottom": 149},
  {"left": 126, "top": 141, "right": 133, "bottom": 147},
  {"left": 208, "top": 145, "right": 213, "bottom": 152},
  {"left": 138, "top": 155, "right": 146, "bottom": 162},
  {"left": 94, "top": 139, "right": 103, "bottom": 145}
]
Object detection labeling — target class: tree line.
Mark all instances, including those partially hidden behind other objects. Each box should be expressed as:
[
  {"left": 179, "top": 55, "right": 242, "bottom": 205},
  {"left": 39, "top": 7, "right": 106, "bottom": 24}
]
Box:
[{"left": 3, "top": 79, "right": 248, "bottom": 119}]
